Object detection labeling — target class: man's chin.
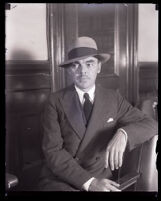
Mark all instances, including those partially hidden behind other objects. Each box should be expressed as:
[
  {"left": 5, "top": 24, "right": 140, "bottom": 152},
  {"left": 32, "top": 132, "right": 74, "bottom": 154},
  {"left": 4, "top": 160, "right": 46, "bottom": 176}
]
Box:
[{"left": 76, "top": 84, "right": 93, "bottom": 91}]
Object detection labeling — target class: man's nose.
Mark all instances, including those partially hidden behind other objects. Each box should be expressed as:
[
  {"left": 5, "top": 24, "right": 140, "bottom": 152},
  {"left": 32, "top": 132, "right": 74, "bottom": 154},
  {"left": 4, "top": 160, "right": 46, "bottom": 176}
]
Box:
[{"left": 79, "top": 64, "right": 88, "bottom": 74}]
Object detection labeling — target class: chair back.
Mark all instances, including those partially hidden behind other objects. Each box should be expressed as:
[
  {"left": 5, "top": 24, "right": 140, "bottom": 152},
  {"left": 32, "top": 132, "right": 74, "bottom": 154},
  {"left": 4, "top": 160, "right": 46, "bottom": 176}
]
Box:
[
  {"left": 120, "top": 99, "right": 158, "bottom": 191},
  {"left": 136, "top": 99, "right": 158, "bottom": 191}
]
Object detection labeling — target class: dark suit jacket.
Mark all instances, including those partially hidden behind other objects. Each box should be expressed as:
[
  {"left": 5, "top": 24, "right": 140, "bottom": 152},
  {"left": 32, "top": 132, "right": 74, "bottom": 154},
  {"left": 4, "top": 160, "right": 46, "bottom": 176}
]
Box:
[{"left": 40, "top": 84, "right": 157, "bottom": 190}]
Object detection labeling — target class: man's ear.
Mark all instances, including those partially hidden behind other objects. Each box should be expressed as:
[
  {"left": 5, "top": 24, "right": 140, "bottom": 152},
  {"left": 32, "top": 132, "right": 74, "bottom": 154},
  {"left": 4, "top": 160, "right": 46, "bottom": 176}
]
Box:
[{"left": 97, "top": 62, "right": 102, "bottom": 74}]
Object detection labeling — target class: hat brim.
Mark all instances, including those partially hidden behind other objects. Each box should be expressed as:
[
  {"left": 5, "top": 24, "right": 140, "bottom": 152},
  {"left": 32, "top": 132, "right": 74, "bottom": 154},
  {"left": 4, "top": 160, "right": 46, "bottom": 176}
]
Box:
[{"left": 59, "top": 53, "right": 111, "bottom": 68}]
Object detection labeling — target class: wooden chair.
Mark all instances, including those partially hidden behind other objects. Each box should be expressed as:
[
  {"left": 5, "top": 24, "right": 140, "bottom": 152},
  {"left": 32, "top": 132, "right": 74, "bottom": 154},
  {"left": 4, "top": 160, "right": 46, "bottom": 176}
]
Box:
[
  {"left": 114, "top": 99, "right": 158, "bottom": 191},
  {"left": 5, "top": 173, "right": 19, "bottom": 190}
]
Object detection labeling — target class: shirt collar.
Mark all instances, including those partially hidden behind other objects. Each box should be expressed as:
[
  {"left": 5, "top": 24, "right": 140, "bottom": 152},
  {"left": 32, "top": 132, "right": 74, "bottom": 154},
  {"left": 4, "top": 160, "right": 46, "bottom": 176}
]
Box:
[{"left": 75, "top": 85, "right": 95, "bottom": 104}]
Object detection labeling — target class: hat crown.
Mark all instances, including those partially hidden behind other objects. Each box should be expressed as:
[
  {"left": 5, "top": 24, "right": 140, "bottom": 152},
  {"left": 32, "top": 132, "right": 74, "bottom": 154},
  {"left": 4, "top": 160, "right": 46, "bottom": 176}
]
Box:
[
  {"left": 69, "top": 37, "right": 98, "bottom": 52},
  {"left": 59, "top": 36, "right": 111, "bottom": 67}
]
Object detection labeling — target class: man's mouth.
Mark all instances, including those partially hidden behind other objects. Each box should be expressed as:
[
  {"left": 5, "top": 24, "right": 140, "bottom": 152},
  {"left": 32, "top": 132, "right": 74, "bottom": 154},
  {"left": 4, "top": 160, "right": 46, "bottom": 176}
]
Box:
[{"left": 79, "top": 76, "right": 89, "bottom": 80}]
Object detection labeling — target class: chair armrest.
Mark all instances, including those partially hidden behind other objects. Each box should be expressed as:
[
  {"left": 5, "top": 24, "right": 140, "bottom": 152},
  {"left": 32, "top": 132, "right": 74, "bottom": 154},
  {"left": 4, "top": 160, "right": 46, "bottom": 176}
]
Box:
[
  {"left": 117, "top": 172, "right": 140, "bottom": 191},
  {"left": 6, "top": 173, "right": 19, "bottom": 190}
]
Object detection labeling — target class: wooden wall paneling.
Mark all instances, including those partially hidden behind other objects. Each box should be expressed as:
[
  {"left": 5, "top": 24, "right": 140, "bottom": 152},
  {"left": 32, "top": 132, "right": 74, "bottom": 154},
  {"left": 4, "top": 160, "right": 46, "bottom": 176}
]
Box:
[
  {"left": 6, "top": 61, "right": 50, "bottom": 74},
  {"left": 97, "top": 4, "right": 129, "bottom": 99},
  {"left": 73, "top": 3, "right": 139, "bottom": 103},
  {"left": 76, "top": 4, "right": 120, "bottom": 94},
  {"left": 18, "top": 114, "right": 44, "bottom": 171},
  {"left": 95, "top": 4, "right": 119, "bottom": 91},
  {"left": 78, "top": 4, "right": 115, "bottom": 75},
  {"left": 6, "top": 74, "right": 50, "bottom": 91},
  {"left": 6, "top": 89, "right": 50, "bottom": 114},
  {"left": 5, "top": 62, "right": 51, "bottom": 189},
  {"left": 139, "top": 62, "right": 158, "bottom": 101},
  {"left": 5, "top": 114, "right": 22, "bottom": 176},
  {"left": 5, "top": 4, "right": 52, "bottom": 190},
  {"left": 110, "top": 4, "right": 139, "bottom": 105}
]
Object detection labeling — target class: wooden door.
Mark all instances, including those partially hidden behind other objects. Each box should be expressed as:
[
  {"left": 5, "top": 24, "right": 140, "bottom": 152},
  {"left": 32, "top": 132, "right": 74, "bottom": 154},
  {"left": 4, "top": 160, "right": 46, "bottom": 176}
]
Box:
[{"left": 50, "top": 3, "right": 139, "bottom": 105}]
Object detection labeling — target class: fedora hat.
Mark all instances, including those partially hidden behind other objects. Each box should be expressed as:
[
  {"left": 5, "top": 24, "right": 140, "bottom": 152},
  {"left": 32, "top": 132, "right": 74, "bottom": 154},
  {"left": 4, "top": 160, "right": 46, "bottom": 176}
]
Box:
[{"left": 59, "top": 36, "right": 111, "bottom": 67}]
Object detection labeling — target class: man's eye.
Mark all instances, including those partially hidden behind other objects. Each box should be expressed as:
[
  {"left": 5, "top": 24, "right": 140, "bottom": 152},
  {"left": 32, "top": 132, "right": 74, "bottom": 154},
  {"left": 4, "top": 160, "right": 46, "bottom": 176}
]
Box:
[
  {"left": 71, "top": 63, "right": 79, "bottom": 69},
  {"left": 86, "top": 63, "right": 93, "bottom": 67}
]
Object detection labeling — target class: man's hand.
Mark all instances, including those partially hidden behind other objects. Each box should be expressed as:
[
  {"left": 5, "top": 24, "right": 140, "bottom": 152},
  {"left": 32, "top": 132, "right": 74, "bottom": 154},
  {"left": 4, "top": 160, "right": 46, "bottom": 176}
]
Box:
[
  {"left": 88, "top": 178, "right": 121, "bottom": 191},
  {"left": 105, "top": 130, "right": 127, "bottom": 171}
]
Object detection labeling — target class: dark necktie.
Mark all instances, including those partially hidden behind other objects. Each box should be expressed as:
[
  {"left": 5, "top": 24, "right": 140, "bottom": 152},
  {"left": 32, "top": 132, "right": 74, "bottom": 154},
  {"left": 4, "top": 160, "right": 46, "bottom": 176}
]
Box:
[{"left": 83, "top": 93, "right": 93, "bottom": 124}]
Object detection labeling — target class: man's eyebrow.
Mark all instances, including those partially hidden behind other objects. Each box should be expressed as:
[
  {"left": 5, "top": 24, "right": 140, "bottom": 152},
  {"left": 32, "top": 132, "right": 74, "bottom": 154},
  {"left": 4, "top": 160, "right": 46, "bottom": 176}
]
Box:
[
  {"left": 72, "top": 59, "right": 96, "bottom": 64},
  {"left": 72, "top": 61, "right": 79, "bottom": 64},
  {"left": 85, "top": 59, "right": 95, "bottom": 63}
]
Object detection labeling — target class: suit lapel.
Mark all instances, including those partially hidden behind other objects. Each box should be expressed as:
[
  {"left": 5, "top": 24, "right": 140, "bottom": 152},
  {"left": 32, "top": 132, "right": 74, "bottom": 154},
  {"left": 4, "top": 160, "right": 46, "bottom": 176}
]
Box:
[
  {"left": 61, "top": 85, "right": 86, "bottom": 139},
  {"left": 76, "top": 85, "right": 112, "bottom": 155}
]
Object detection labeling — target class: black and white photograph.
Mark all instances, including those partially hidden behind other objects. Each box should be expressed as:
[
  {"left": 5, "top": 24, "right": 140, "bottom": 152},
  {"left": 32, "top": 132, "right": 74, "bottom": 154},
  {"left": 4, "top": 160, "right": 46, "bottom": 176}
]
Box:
[{"left": 5, "top": 3, "right": 158, "bottom": 195}]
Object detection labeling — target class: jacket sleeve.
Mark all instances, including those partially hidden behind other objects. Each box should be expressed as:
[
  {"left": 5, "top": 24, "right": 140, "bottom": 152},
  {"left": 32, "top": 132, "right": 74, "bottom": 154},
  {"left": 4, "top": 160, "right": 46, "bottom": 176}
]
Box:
[
  {"left": 115, "top": 91, "right": 158, "bottom": 151},
  {"left": 41, "top": 94, "right": 92, "bottom": 190}
]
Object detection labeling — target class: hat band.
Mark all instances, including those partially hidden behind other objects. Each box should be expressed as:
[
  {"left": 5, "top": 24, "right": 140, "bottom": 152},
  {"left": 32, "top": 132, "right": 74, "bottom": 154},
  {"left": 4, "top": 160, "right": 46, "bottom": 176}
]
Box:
[{"left": 68, "top": 47, "right": 97, "bottom": 60}]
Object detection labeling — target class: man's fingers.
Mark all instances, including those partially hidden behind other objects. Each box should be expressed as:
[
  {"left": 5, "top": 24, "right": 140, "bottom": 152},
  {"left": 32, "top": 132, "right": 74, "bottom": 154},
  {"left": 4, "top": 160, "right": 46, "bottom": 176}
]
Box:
[
  {"left": 103, "top": 179, "right": 121, "bottom": 191},
  {"left": 103, "top": 189, "right": 110, "bottom": 192},
  {"left": 89, "top": 178, "right": 121, "bottom": 192},
  {"left": 109, "top": 180, "right": 120, "bottom": 187},
  {"left": 109, "top": 148, "right": 114, "bottom": 171},
  {"left": 106, "top": 149, "right": 123, "bottom": 170},
  {"left": 105, "top": 150, "right": 109, "bottom": 168},
  {"left": 118, "top": 151, "right": 123, "bottom": 168},
  {"left": 105, "top": 184, "right": 121, "bottom": 192},
  {"left": 110, "top": 186, "right": 121, "bottom": 191},
  {"left": 114, "top": 150, "right": 119, "bottom": 169}
]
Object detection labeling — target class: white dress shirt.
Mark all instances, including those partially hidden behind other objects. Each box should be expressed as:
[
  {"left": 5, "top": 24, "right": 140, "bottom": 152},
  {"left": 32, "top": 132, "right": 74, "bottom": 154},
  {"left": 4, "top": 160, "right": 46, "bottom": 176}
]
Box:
[
  {"left": 75, "top": 85, "right": 95, "bottom": 105},
  {"left": 74, "top": 85, "right": 127, "bottom": 191}
]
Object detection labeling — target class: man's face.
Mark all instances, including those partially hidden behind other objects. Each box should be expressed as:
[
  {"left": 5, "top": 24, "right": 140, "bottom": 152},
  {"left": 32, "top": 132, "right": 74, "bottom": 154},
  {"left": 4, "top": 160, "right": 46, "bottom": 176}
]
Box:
[{"left": 68, "top": 56, "right": 101, "bottom": 91}]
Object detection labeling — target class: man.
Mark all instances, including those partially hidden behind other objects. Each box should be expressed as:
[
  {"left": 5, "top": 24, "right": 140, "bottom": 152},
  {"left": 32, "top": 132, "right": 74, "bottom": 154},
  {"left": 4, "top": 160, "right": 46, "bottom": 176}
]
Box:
[{"left": 38, "top": 37, "right": 157, "bottom": 191}]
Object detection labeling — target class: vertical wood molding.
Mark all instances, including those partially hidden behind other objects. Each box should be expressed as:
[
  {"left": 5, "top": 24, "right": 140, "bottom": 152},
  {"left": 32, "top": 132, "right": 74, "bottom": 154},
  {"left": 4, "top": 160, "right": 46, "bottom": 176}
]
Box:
[
  {"left": 55, "top": 4, "right": 66, "bottom": 90},
  {"left": 133, "top": 4, "right": 139, "bottom": 105},
  {"left": 64, "top": 4, "right": 78, "bottom": 86},
  {"left": 116, "top": 4, "right": 129, "bottom": 100},
  {"left": 114, "top": 5, "right": 120, "bottom": 76},
  {"left": 47, "top": 4, "right": 56, "bottom": 92},
  {"left": 48, "top": 4, "right": 66, "bottom": 92},
  {"left": 127, "top": 4, "right": 139, "bottom": 105}
]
